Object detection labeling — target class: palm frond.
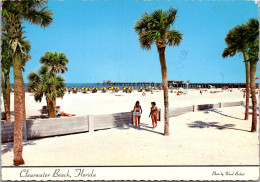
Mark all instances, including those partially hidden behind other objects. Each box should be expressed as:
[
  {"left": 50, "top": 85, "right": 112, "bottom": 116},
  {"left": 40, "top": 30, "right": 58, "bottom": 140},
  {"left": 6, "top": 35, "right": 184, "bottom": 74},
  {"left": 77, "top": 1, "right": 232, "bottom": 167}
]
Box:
[
  {"left": 1, "top": 35, "right": 13, "bottom": 71},
  {"left": 166, "top": 29, "right": 183, "bottom": 46},
  {"left": 222, "top": 47, "right": 237, "bottom": 58},
  {"left": 138, "top": 31, "right": 154, "bottom": 50},
  {"left": 40, "top": 51, "right": 69, "bottom": 74},
  {"left": 39, "top": 65, "right": 49, "bottom": 75},
  {"left": 27, "top": 64, "right": 66, "bottom": 104},
  {"left": 26, "top": 7, "right": 54, "bottom": 28},
  {"left": 134, "top": 7, "right": 182, "bottom": 50},
  {"left": 134, "top": 13, "right": 152, "bottom": 33},
  {"left": 167, "top": 7, "right": 178, "bottom": 25}
]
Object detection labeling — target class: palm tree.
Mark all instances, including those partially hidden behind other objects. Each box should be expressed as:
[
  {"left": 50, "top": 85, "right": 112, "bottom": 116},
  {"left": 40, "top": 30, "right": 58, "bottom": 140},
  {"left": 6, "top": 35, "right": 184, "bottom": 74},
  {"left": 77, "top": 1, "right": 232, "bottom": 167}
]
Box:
[
  {"left": 245, "top": 18, "right": 259, "bottom": 132},
  {"left": 1, "top": 34, "right": 31, "bottom": 122},
  {"left": 2, "top": 0, "right": 53, "bottom": 166},
  {"left": 134, "top": 7, "right": 183, "bottom": 135},
  {"left": 1, "top": 35, "right": 13, "bottom": 121},
  {"left": 222, "top": 24, "right": 250, "bottom": 121},
  {"left": 39, "top": 51, "right": 69, "bottom": 113},
  {"left": 28, "top": 65, "right": 65, "bottom": 118},
  {"left": 40, "top": 51, "right": 69, "bottom": 75}
]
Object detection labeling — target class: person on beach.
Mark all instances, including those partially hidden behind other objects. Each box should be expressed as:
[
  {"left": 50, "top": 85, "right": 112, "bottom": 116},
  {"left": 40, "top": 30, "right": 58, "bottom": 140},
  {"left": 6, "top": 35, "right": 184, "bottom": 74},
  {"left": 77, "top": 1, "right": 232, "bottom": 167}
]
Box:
[
  {"left": 57, "top": 109, "right": 76, "bottom": 116},
  {"left": 131, "top": 101, "right": 142, "bottom": 129},
  {"left": 149, "top": 102, "right": 158, "bottom": 129},
  {"left": 61, "top": 112, "right": 76, "bottom": 116}
]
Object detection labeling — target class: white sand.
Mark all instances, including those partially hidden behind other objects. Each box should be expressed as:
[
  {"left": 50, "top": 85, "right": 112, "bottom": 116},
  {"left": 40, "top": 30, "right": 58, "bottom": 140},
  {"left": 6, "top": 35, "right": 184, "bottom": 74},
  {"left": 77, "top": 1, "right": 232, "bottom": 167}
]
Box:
[
  {"left": 1, "top": 89, "right": 259, "bottom": 165},
  {"left": 1, "top": 88, "right": 251, "bottom": 118}
]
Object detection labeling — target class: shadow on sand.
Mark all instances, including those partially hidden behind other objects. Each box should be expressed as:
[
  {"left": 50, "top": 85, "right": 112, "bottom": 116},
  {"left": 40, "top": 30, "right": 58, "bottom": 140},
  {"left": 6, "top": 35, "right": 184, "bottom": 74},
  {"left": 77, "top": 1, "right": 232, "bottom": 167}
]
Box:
[
  {"left": 114, "top": 120, "right": 163, "bottom": 135},
  {"left": 203, "top": 109, "right": 244, "bottom": 120},
  {"left": 187, "top": 121, "right": 250, "bottom": 132},
  {"left": 1, "top": 140, "right": 36, "bottom": 155}
]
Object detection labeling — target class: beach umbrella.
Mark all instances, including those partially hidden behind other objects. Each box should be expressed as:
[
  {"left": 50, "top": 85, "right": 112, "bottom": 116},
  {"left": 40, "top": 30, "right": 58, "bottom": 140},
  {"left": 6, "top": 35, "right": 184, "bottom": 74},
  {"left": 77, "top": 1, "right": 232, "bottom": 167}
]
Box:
[
  {"left": 92, "top": 87, "right": 98, "bottom": 90},
  {"left": 28, "top": 87, "right": 37, "bottom": 92},
  {"left": 108, "top": 86, "right": 114, "bottom": 90},
  {"left": 159, "top": 86, "right": 163, "bottom": 90},
  {"left": 101, "top": 87, "right": 107, "bottom": 90},
  {"left": 139, "top": 86, "right": 143, "bottom": 89},
  {"left": 10, "top": 88, "right": 14, "bottom": 92},
  {"left": 72, "top": 87, "right": 79, "bottom": 91},
  {"left": 123, "top": 87, "right": 128, "bottom": 90},
  {"left": 152, "top": 86, "right": 157, "bottom": 90},
  {"left": 84, "top": 87, "right": 91, "bottom": 91},
  {"left": 81, "top": 87, "right": 89, "bottom": 92}
]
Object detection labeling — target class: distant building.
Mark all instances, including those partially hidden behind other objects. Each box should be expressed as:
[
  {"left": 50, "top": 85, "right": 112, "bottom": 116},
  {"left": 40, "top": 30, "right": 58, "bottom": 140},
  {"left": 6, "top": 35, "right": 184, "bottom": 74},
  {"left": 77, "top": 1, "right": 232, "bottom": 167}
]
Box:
[
  {"left": 103, "top": 80, "right": 111, "bottom": 84},
  {"left": 168, "top": 80, "right": 183, "bottom": 84}
]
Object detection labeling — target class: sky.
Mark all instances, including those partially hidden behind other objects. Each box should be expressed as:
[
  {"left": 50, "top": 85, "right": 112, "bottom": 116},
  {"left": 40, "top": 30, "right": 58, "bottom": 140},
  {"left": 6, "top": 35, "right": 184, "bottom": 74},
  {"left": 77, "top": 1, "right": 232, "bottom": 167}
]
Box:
[{"left": 15, "top": 0, "right": 259, "bottom": 83}]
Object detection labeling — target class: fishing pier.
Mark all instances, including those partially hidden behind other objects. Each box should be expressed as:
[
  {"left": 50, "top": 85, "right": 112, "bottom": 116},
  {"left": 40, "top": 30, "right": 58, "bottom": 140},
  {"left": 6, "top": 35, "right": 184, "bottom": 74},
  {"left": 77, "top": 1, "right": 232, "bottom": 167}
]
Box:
[{"left": 102, "top": 81, "right": 252, "bottom": 89}]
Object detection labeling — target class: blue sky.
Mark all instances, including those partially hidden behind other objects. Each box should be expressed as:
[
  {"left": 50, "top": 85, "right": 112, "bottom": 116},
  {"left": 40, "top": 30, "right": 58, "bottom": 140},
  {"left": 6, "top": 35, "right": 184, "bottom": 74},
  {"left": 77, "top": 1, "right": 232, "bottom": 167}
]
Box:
[{"left": 17, "top": 0, "right": 259, "bottom": 83}]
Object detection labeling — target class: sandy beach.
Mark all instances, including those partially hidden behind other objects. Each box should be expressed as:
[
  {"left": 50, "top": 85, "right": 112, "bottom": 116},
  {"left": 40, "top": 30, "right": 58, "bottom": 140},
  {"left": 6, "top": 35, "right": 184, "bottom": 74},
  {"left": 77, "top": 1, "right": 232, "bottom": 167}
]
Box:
[
  {"left": 1, "top": 88, "right": 253, "bottom": 118},
  {"left": 1, "top": 89, "right": 259, "bottom": 166}
]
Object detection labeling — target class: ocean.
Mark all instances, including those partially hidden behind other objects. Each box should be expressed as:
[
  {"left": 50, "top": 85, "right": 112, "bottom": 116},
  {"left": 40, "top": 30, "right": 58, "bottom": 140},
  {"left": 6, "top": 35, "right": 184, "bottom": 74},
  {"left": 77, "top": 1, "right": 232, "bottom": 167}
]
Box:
[{"left": 10, "top": 83, "right": 162, "bottom": 91}]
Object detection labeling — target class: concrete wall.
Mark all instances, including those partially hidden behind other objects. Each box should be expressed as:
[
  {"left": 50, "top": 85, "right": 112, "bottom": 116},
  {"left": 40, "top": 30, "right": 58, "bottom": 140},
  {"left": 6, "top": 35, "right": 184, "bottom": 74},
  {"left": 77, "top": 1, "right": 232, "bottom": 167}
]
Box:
[
  {"left": 169, "top": 106, "right": 193, "bottom": 117},
  {"left": 26, "top": 115, "right": 89, "bottom": 139},
  {"left": 94, "top": 112, "right": 132, "bottom": 130},
  {"left": 1, "top": 121, "right": 26, "bottom": 143},
  {"left": 2, "top": 112, "right": 132, "bottom": 143},
  {"left": 222, "top": 101, "right": 243, "bottom": 107},
  {"left": 169, "top": 101, "right": 245, "bottom": 118}
]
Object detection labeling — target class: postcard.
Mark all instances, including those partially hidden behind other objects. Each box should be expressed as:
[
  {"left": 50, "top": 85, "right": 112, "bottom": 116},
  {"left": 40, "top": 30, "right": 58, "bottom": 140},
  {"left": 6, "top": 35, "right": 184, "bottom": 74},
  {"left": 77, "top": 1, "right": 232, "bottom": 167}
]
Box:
[{"left": 1, "top": 0, "right": 259, "bottom": 181}]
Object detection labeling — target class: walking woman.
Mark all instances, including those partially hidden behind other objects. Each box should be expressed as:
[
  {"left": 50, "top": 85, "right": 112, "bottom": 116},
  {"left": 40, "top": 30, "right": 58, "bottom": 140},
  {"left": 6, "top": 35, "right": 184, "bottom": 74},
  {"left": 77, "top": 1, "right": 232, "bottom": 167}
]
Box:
[
  {"left": 149, "top": 102, "right": 158, "bottom": 129},
  {"left": 131, "top": 101, "right": 142, "bottom": 129}
]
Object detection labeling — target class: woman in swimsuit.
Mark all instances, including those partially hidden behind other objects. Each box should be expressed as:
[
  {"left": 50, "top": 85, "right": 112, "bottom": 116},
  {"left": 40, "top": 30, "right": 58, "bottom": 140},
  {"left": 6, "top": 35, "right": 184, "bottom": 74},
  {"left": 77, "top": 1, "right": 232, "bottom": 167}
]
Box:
[
  {"left": 131, "top": 101, "right": 142, "bottom": 129},
  {"left": 149, "top": 102, "right": 158, "bottom": 129}
]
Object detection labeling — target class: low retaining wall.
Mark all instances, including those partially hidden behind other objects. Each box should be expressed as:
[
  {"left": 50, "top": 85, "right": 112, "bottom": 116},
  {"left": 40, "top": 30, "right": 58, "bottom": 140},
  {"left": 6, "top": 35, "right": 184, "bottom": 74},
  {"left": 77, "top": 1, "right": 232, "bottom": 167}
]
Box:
[
  {"left": 168, "top": 101, "right": 245, "bottom": 118},
  {"left": 169, "top": 106, "right": 193, "bottom": 117},
  {"left": 1, "top": 121, "right": 27, "bottom": 143},
  {"left": 222, "top": 101, "right": 243, "bottom": 107},
  {"left": 26, "top": 116, "right": 89, "bottom": 139},
  {"left": 2, "top": 112, "right": 132, "bottom": 143},
  {"left": 94, "top": 112, "right": 132, "bottom": 130}
]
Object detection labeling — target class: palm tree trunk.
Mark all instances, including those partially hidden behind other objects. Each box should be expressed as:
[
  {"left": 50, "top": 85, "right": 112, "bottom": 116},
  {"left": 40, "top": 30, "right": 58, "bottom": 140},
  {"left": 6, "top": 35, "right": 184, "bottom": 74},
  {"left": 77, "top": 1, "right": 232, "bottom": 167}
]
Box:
[
  {"left": 157, "top": 46, "right": 169, "bottom": 136},
  {"left": 47, "top": 98, "right": 55, "bottom": 118},
  {"left": 53, "top": 97, "right": 56, "bottom": 113},
  {"left": 243, "top": 52, "right": 250, "bottom": 120},
  {"left": 13, "top": 53, "right": 25, "bottom": 166},
  {"left": 21, "top": 76, "right": 26, "bottom": 120},
  {"left": 250, "top": 61, "right": 257, "bottom": 132},
  {"left": 1, "top": 72, "right": 11, "bottom": 121}
]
